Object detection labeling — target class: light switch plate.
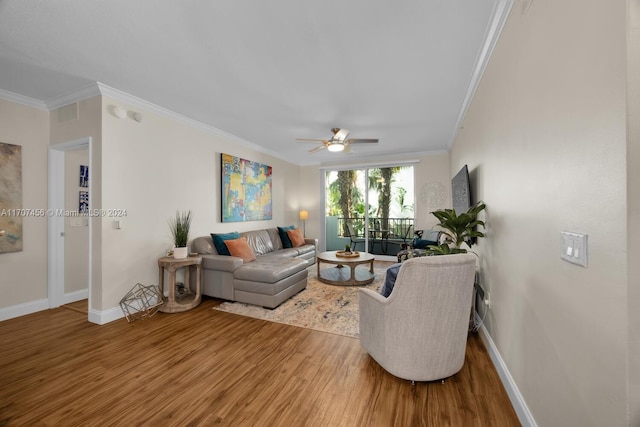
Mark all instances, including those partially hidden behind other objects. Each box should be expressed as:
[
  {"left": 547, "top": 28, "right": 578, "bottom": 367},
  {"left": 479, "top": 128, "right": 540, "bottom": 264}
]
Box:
[{"left": 561, "top": 231, "right": 588, "bottom": 267}]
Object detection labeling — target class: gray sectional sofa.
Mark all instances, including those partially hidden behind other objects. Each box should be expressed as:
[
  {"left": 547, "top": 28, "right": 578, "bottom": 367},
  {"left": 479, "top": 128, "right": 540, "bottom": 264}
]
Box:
[{"left": 190, "top": 228, "right": 317, "bottom": 308}]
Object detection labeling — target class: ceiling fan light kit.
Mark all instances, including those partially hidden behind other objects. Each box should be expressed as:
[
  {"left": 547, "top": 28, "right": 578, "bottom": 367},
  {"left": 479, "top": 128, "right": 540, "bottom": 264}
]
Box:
[
  {"left": 327, "top": 142, "right": 345, "bottom": 152},
  {"left": 296, "top": 128, "right": 379, "bottom": 154}
]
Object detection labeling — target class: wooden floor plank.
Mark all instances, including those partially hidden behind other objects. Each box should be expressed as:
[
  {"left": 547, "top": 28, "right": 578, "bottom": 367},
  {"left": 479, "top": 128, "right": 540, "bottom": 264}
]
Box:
[{"left": 0, "top": 297, "right": 520, "bottom": 426}]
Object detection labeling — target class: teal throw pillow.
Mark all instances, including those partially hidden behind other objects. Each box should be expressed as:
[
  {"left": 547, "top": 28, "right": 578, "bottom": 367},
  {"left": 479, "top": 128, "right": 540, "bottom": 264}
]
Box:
[
  {"left": 277, "top": 225, "right": 296, "bottom": 248},
  {"left": 211, "top": 232, "right": 241, "bottom": 255}
]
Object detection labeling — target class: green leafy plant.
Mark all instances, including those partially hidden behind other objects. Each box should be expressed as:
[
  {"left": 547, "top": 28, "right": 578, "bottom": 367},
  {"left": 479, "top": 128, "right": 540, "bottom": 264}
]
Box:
[
  {"left": 426, "top": 201, "right": 486, "bottom": 255},
  {"left": 169, "top": 210, "right": 192, "bottom": 248},
  {"left": 345, "top": 244, "right": 351, "bottom": 253}
]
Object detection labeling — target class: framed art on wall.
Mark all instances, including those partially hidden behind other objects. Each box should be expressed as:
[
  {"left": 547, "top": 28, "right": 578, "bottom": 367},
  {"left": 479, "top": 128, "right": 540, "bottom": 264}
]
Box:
[
  {"left": 221, "top": 153, "right": 272, "bottom": 222},
  {"left": 0, "top": 142, "right": 23, "bottom": 253},
  {"left": 79, "top": 165, "right": 89, "bottom": 187},
  {"left": 79, "top": 191, "right": 89, "bottom": 214}
]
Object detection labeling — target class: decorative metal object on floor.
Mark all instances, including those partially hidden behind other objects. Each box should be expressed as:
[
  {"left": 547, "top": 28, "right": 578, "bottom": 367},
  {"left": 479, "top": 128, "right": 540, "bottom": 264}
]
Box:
[{"left": 119, "top": 283, "right": 164, "bottom": 322}]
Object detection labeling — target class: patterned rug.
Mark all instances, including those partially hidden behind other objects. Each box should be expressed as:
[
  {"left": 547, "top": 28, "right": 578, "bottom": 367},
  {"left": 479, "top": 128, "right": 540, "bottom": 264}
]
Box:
[{"left": 213, "top": 265, "right": 388, "bottom": 338}]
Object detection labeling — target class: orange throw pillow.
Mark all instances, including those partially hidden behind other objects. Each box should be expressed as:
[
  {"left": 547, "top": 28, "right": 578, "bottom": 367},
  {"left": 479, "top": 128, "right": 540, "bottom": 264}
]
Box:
[
  {"left": 224, "top": 237, "right": 256, "bottom": 263},
  {"left": 287, "top": 228, "right": 306, "bottom": 247}
]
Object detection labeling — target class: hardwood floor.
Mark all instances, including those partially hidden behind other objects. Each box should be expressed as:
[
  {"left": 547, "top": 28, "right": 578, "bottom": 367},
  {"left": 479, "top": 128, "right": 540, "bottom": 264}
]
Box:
[{"left": 0, "top": 297, "right": 520, "bottom": 426}]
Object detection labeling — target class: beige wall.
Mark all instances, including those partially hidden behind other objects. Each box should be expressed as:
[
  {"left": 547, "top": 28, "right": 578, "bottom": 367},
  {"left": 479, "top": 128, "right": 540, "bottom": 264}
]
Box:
[
  {"left": 628, "top": 0, "right": 640, "bottom": 424},
  {"left": 413, "top": 152, "right": 451, "bottom": 232},
  {"left": 450, "top": 0, "right": 628, "bottom": 425},
  {"left": 99, "top": 97, "right": 302, "bottom": 314},
  {"left": 0, "top": 100, "right": 50, "bottom": 308}
]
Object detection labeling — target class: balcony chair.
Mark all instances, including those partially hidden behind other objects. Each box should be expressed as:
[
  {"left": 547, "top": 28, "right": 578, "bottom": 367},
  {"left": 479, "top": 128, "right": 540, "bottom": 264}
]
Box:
[
  {"left": 369, "top": 219, "right": 389, "bottom": 254},
  {"left": 346, "top": 223, "right": 365, "bottom": 252},
  {"left": 359, "top": 254, "right": 476, "bottom": 382}
]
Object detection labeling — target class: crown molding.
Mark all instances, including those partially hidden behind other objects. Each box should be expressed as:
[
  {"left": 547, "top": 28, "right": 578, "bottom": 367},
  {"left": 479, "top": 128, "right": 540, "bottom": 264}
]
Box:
[
  {"left": 44, "top": 82, "right": 102, "bottom": 110},
  {"left": 448, "top": 0, "right": 515, "bottom": 148},
  {"left": 96, "top": 83, "right": 283, "bottom": 160},
  {"left": 5, "top": 79, "right": 284, "bottom": 162},
  {"left": 0, "top": 88, "right": 48, "bottom": 110}
]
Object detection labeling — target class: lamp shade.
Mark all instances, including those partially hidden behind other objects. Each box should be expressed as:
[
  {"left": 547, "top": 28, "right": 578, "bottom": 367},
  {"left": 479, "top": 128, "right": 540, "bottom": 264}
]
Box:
[{"left": 299, "top": 210, "right": 309, "bottom": 220}]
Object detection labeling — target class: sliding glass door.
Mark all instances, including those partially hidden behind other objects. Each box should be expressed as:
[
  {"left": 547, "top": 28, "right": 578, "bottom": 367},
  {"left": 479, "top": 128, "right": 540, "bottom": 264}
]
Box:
[{"left": 324, "top": 165, "right": 414, "bottom": 257}]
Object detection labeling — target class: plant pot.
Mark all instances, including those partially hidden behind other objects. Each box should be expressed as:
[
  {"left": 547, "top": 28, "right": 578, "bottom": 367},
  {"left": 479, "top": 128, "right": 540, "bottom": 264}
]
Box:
[{"left": 173, "top": 247, "right": 188, "bottom": 259}]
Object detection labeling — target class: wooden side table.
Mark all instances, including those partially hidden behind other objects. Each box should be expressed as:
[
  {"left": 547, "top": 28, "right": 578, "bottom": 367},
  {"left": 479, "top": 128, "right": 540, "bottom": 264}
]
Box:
[{"left": 157, "top": 255, "right": 202, "bottom": 313}]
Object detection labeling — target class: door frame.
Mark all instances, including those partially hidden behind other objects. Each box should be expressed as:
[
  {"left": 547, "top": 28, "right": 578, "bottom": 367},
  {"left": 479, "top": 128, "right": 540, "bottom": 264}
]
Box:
[{"left": 47, "top": 137, "right": 93, "bottom": 312}]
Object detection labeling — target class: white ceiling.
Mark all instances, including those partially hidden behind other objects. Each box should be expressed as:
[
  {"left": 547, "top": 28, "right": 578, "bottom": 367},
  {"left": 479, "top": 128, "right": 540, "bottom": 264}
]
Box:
[{"left": 0, "top": 0, "right": 512, "bottom": 166}]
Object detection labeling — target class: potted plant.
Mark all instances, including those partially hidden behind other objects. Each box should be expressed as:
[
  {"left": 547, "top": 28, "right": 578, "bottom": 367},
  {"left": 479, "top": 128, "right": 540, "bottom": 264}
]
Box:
[
  {"left": 345, "top": 244, "right": 351, "bottom": 253},
  {"left": 169, "top": 210, "right": 192, "bottom": 259},
  {"left": 426, "top": 201, "right": 486, "bottom": 255}
]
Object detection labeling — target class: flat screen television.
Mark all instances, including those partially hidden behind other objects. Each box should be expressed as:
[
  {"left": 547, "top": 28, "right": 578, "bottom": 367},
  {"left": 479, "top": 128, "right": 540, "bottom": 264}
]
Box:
[{"left": 451, "top": 165, "right": 472, "bottom": 214}]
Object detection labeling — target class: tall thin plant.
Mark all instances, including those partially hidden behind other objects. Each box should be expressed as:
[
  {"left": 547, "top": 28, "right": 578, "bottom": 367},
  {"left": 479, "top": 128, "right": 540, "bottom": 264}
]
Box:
[{"left": 169, "top": 210, "right": 192, "bottom": 248}]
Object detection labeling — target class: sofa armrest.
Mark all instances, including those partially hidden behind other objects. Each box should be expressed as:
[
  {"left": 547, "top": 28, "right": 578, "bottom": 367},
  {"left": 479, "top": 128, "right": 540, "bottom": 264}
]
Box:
[
  {"left": 200, "top": 254, "right": 243, "bottom": 272},
  {"left": 304, "top": 237, "right": 318, "bottom": 247}
]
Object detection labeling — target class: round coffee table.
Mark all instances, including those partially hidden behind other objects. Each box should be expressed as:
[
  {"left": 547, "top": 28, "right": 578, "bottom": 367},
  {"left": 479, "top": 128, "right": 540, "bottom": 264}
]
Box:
[{"left": 316, "top": 251, "right": 375, "bottom": 286}]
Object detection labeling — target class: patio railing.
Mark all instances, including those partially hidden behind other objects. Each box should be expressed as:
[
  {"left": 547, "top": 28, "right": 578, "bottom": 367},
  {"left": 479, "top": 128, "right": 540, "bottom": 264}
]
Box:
[{"left": 336, "top": 217, "right": 415, "bottom": 254}]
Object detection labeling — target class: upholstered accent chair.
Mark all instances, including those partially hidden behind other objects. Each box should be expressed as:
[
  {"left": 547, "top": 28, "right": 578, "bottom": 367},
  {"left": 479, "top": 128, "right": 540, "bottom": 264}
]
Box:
[{"left": 359, "top": 254, "right": 477, "bottom": 382}]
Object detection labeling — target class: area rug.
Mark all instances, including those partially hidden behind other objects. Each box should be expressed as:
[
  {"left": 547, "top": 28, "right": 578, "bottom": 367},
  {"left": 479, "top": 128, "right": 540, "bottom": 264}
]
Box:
[{"left": 213, "top": 265, "right": 389, "bottom": 338}]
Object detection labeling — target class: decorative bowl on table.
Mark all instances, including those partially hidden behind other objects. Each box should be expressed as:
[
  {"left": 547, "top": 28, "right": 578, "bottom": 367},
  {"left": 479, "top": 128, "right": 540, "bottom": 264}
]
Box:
[{"left": 335, "top": 250, "right": 360, "bottom": 258}]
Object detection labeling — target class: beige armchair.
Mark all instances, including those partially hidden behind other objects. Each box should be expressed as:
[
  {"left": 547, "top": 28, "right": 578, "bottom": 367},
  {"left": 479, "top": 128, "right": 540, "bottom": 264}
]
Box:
[{"left": 359, "top": 254, "right": 477, "bottom": 382}]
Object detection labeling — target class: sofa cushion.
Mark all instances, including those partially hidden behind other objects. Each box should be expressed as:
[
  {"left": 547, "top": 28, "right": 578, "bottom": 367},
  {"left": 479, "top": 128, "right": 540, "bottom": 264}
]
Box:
[
  {"left": 260, "top": 248, "right": 300, "bottom": 259},
  {"left": 277, "top": 225, "right": 296, "bottom": 248},
  {"left": 295, "top": 244, "right": 315, "bottom": 256},
  {"left": 267, "top": 228, "right": 283, "bottom": 250},
  {"left": 212, "top": 232, "right": 240, "bottom": 255},
  {"left": 287, "top": 228, "right": 306, "bottom": 247},
  {"left": 191, "top": 236, "right": 215, "bottom": 254},
  {"left": 234, "top": 257, "right": 308, "bottom": 283},
  {"left": 224, "top": 237, "right": 257, "bottom": 263},
  {"left": 242, "top": 229, "right": 274, "bottom": 256}
]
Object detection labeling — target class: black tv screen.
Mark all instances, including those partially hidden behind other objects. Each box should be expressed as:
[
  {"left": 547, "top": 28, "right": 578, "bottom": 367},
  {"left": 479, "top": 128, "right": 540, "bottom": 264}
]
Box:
[{"left": 451, "top": 165, "right": 471, "bottom": 214}]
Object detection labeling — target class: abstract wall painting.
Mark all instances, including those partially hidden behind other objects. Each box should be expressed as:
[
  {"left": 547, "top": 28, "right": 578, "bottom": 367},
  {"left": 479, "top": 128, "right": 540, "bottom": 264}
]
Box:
[
  {"left": 0, "top": 142, "right": 23, "bottom": 253},
  {"left": 221, "top": 153, "right": 272, "bottom": 222}
]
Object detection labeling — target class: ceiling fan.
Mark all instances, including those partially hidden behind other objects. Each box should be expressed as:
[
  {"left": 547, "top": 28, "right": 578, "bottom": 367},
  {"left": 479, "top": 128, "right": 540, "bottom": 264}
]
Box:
[{"left": 296, "top": 128, "right": 379, "bottom": 153}]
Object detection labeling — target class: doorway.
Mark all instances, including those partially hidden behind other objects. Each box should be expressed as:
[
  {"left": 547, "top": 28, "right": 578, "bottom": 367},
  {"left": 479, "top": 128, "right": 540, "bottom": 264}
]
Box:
[{"left": 48, "top": 137, "right": 92, "bottom": 316}]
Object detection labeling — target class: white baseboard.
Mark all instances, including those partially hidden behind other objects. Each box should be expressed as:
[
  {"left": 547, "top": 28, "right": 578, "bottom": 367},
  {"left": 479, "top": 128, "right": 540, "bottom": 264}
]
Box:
[
  {"left": 88, "top": 306, "right": 124, "bottom": 325},
  {"left": 478, "top": 324, "right": 538, "bottom": 427},
  {"left": 62, "top": 289, "right": 89, "bottom": 305},
  {"left": 0, "top": 298, "right": 49, "bottom": 322},
  {"left": 1, "top": 294, "right": 124, "bottom": 326}
]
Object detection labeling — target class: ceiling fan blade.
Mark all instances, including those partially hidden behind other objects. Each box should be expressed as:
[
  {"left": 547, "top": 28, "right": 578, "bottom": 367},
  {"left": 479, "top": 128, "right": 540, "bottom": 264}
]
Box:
[
  {"left": 347, "top": 138, "right": 379, "bottom": 144},
  {"left": 309, "top": 144, "right": 327, "bottom": 153},
  {"left": 296, "top": 138, "right": 327, "bottom": 143}
]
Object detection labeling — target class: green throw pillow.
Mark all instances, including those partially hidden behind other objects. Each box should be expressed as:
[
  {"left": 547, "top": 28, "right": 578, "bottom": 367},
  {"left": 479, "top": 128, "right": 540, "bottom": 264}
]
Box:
[
  {"left": 277, "top": 225, "right": 296, "bottom": 248},
  {"left": 211, "top": 232, "right": 241, "bottom": 255}
]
